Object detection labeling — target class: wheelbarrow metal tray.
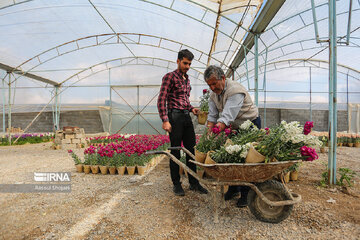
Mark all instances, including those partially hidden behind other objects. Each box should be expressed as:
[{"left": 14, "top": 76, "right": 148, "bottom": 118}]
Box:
[{"left": 191, "top": 160, "right": 301, "bottom": 182}]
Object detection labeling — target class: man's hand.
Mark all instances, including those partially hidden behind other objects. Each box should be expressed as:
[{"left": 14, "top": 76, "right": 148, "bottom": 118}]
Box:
[
  {"left": 192, "top": 108, "right": 199, "bottom": 115},
  {"left": 162, "top": 121, "right": 172, "bottom": 133},
  {"left": 215, "top": 122, "right": 226, "bottom": 131},
  {"left": 207, "top": 121, "right": 215, "bottom": 133}
]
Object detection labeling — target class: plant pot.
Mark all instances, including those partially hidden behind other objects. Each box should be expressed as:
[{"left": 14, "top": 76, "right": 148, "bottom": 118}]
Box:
[
  {"left": 194, "top": 149, "right": 207, "bottom": 163},
  {"left": 348, "top": 143, "right": 354, "bottom": 147},
  {"left": 355, "top": 142, "right": 360, "bottom": 148},
  {"left": 117, "top": 166, "right": 126, "bottom": 175},
  {"left": 55, "top": 145, "right": 61, "bottom": 150},
  {"left": 204, "top": 151, "right": 216, "bottom": 164},
  {"left": 137, "top": 166, "right": 146, "bottom": 176},
  {"left": 283, "top": 171, "right": 290, "bottom": 183},
  {"left": 75, "top": 164, "right": 84, "bottom": 173},
  {"left": 197, "top": 111, "right": 208, "bottom": 125},
  {"left": 100, "top": 166, "right": 108, "bottom": 175},
  {"left": 245, "top": 146, "right": 265, "bottom": 163},
  {"left": 127, "top": 166, "right": 136, "bottom": 175},
  {"left": 83, "top": 165, "right": 91, "bottom": 174},
  {"left": 90, "top": 165, "right": 99, "bottom": 174},
  {"left": 320, "top": 147, "right": 325, "bottom": 153},
  {"left": 290, "top": 170, "right": 298, "bottom": 181},
  {"left": 109, "top": 167, "right": 117, "bottom": 175}
]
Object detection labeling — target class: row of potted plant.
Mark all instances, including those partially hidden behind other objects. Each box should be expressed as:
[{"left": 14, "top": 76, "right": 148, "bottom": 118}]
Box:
[
  {"left": 0, "top": 133, "right": 54, "bottom": 146},
  {"left": 314, "top": 132, "right": 360, "bottom": 148},
  {"left": 69, "top": 134, "right": 170, "bottom": 176}
]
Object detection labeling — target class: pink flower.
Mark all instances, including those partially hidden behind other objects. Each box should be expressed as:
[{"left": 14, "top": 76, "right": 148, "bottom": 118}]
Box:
[
  {"left": 224, "top": 128, "right": 231, "bottom": 136},
  {"left": 304, "top": 121, "right": 314, "bottom": 135},
  {"left": 265, "top": 127, "right": 270, "bottom": 135},
  {"left": 203, "top": 89, "right": 208, "bottom": 95},
  {"left": 68, "top": 150, "right": 73, "bottom": 153},
  {"left": 212, "top": 126, "right": 221, "bottom": 134},
  {"left": 300, "top": 146, "right": 318, "bottom": 161}
]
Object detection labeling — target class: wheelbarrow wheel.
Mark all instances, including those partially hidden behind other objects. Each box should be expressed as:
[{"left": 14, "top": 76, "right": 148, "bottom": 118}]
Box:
[{"left": 247, "top": 180, "right": 293, "bottom": 223}]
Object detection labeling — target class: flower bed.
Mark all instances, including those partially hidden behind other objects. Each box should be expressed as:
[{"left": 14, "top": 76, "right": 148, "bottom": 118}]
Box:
[
  {"left": 0, "top": 133, "right": 54, "bottom": 146},
  {"left": 69, "top": 134, "right": 170, "bottom": 175}
]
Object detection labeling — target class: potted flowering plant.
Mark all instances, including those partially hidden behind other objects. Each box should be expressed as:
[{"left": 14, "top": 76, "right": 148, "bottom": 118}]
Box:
[
  {"left": 354, "top": 134, "right": 360, "bottom": 148},
  {"left": 198, "top": 89, "right": 210, "bottom": 125},
  {"left": 195, "top": 126, "right": 229, "bottom": 162},
  {"left": 68, "top": 150, "right": 83, "bottom": 172}
]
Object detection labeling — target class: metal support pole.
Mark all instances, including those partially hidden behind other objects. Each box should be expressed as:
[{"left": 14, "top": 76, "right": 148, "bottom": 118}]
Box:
[
  {"left": 54, "top": 86, "right": 60, "bottom": 131},
  {"left": 8, "top": 73, "right": 11, "bottom": 145},
  {"left": 2, "top": 76, "right": 6, "bottom": 134},
  {"left": 108, "top": 69, "right": 112, "bottom": 134},
  {"left": 328, "top": 0, "right": 338, "bottom": 185},
  {"left": 254, "top": 34, "right": 259, "bottom": 107},
  {"left": 347, "top": 72, "right": 349, "bottom": 132},
  {"left": 137, "top": 85, "right": 140, "bottom": 135},
  {"left": 310, "top": 67, "right": 312, "bottom": 122}
]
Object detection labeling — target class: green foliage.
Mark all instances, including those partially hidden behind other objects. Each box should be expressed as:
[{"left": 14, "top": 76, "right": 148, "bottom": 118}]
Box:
[
  {"left": 319, "top": 165, "right": 357, "bottom": 188},
  {"left": 338, "top": 168, "right": 356, "bottom": 187},
  {"left": 287, "top": 162, "right": 301, "bottom": 172},
  {"left": 199, "top": 89, "right": 210, "bottom": 112},
  {"left": 69, "top": 151, "right": 82, "bottom": 165},
  {"left": 195, "top": 129, "right": 227, "bottom": 153}
]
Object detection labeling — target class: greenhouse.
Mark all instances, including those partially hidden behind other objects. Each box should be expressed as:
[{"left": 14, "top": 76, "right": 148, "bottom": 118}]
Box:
[{"left": 0, "top": 0, "right": 359, "bottom": 239}]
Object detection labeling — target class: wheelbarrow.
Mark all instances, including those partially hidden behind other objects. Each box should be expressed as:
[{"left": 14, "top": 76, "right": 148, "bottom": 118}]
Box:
[{"left": 146, "top": 146, "right": 301, "bottom": 223}]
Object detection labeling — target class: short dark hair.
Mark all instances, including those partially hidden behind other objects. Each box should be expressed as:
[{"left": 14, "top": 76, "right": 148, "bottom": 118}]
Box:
[
  {"left": 178, "top": 49, "right": 194, "bottom": 61},
  {"left": 204, "top": 65, "right": 225, "bottom": 81}
]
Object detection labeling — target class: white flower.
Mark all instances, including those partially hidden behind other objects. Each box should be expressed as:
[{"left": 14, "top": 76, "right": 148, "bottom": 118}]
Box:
[
  {"left": 240, "top": 143, "right": 251, "bottom": 158},
  {"left": 303, "top": 135, "right": 322, "bottom": 148},
  {"left": 225, "top": 144, "right": 242, "bottom": 154},
  {"left": 240, "top": 120, "right": 253, "bottom": 130},
  {"left": 280, "top": 121, "right": 303, "bottom": 142}
]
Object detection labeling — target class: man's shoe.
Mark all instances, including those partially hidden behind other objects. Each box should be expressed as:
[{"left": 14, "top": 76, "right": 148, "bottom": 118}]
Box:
[
  {"left": 236, "top": 197, "right": 248, "bottom": 208},
  {"left": 173, "top": 184, "right": 185, "bottom": 196},
  {"left": 189, "top": 184, "right": 208, "bottom": 194},
  {"left": 224, "top": 189, "right": 238, "bottom": 201}
]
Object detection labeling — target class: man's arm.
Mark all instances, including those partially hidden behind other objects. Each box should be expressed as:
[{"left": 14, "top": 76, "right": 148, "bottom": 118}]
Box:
[
  {"left": 157, "top": 73, "right": 172, "bottom": 132},
  {"left": 217, "top": 93, "right": 245, "bottom": 127},
  {"left": 157, "top": 74, "right": 171, "bottom": 122},
  {"left": 206, "top": 98, "right": 218, "bottom": 131}
]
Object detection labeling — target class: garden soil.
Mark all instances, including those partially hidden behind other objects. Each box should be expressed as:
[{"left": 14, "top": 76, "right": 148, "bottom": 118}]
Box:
[{"left": 0, "top": 142, "right": 359, "bottom": 240}]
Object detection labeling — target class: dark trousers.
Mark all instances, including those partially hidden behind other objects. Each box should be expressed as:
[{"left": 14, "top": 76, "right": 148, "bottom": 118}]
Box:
[
  {"left": 168, "top": 109, "right": 198, "bottom": 186},
  {"left": 228, "top": 116, "right": 262, "bottom": 198}
]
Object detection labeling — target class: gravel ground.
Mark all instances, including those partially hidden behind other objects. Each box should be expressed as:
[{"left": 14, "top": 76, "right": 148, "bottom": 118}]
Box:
[{"left": 0, "top": 142, "right": 359, "bottom": 240}]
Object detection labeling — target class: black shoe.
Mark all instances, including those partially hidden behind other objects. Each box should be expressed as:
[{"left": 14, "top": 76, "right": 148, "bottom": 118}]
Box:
[
  {"left": 224, "top": 189, "right": 238, "bottom": 201},
  {"left": 189, "top": 184, "right": 208, "bottom": 194},
  {"left": 236, "top": 197, "right": 248, "bottom": 208},
  {"left": 173, "top": 184, "right": 185, "bottom": 196}
]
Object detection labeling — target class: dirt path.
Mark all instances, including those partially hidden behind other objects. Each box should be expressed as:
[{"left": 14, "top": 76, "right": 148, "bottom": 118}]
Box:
[{"left": 0, "top": 143, "right": 359, "bottom": 240}]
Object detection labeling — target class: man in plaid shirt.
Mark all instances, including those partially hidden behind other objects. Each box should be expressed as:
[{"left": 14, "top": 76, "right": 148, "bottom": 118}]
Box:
[{"left": 157, "top": 49, "right": 208, "bottom": 196}]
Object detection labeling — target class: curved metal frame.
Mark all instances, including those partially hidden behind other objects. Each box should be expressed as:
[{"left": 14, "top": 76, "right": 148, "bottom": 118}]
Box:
[{"left": 10, "top": 33, "right": 229, "bottom": 85}]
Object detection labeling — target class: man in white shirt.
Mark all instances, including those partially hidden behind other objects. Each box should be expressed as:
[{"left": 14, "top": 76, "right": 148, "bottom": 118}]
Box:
[{"left": 204, "top": 65, "right": 261, "bottom": 207}]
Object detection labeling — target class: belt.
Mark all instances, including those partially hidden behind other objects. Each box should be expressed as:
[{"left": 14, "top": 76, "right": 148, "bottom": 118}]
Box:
[{"left": 168, "top": 108, "right": 190, "bottom": 114}]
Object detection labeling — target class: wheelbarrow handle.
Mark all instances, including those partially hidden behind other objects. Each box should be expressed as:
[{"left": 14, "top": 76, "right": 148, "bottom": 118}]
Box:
[
  {"left": 167, "top": 146, "right": 196, "bottom": 160},
  {"left": 144, "top": 150, "right": 168, "bottom": 155}
]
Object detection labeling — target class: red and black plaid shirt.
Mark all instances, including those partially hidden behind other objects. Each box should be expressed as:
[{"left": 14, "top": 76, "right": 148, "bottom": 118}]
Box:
[{"left": 157, "top": 69, "right": 194, "bottom": 122}]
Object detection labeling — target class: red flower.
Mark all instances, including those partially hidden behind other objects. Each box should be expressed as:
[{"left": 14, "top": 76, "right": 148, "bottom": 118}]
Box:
[
  {"left": 68, "top": 150, "right": 73, "bottom": 153},
  {"left": 212, "top": 126, "right": 221, "bottom": 134},
  {"left": 265, "top": 127, "right": 270, "bottom": 135},
  {"left": 304, "top": 121, "right": 314, "bottom": 135},
  {"left": 203, "top": 89, "right": 208, "bottom": 95}
]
